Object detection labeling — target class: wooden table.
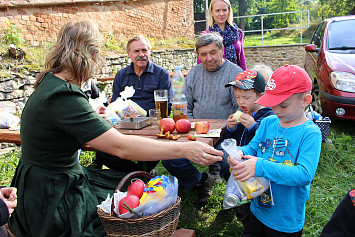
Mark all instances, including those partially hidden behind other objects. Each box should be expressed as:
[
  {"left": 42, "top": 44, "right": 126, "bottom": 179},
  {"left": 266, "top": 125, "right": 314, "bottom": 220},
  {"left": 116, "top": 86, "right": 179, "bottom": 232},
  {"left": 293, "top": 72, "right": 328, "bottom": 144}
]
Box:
[{"left": 0, "top": 119, "right": 226, "bottom": 151}]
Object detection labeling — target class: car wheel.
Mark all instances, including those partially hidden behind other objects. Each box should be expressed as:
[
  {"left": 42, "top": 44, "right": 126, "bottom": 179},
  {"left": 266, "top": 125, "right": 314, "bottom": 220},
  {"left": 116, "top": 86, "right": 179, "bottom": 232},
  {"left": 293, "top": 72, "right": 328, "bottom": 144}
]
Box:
[{"left": 311, "top": 83, "right": 323, "bottom": 114}]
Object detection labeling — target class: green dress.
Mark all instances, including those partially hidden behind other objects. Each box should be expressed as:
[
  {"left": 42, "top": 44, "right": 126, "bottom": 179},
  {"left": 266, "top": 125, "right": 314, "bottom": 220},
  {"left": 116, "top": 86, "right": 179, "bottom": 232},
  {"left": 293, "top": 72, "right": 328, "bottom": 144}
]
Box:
[{"left": 9, "top": 73, "right": 125, "bottom": 237}]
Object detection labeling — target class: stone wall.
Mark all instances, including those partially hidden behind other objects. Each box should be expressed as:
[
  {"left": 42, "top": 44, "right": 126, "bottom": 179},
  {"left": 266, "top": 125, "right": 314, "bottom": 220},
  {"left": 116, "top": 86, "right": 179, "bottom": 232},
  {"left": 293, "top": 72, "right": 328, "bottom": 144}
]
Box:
[
  {"left": 99, "top": 48, "right": 196, "bottom": 77},
  {"left": 98, "top": 44, "right": 307, "bottom": 78},
  {"left": 94, "top": 48, "right": 197, "bottom": 97},
  {"left": 96, "top": 44, "right": 307, "bottom": 97},
  {"left": 0, "top": 0, "right": 194, "bottom": 45},
  {"left": 244, "top": 44, "right": 307, "bottom": 71},
  {"left": 0, "top": 62, "right": 37, "bottom": 112}
]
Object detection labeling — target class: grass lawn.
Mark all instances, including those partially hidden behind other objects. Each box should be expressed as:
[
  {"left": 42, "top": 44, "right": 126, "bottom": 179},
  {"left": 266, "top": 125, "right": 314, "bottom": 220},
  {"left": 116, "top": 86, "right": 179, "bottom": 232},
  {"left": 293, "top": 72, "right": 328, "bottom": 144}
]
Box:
[
  {"left": 0, "top": 119, "right": 354, "bottom": 236},
  {"left": 244, "top": 34, "right": 310, "bottom": 47}
]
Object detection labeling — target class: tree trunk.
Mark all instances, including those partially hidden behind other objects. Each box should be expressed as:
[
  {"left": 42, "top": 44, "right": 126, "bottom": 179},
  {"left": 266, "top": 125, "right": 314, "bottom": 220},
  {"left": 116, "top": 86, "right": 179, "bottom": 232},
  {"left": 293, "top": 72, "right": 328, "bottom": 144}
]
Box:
[
  {"left": 238, "top": 0, "right": 247, "bottom": 30},
  {"left": 350, "top": 5, "right": 355, "bottom": 15}
]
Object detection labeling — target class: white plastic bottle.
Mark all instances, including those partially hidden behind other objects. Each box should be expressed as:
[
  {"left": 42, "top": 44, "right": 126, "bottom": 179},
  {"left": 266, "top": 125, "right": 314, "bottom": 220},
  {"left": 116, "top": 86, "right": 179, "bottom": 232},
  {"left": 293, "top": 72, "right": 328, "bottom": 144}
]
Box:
[{"left": 172, "top": 66, "right": 184, "bottom": 95}]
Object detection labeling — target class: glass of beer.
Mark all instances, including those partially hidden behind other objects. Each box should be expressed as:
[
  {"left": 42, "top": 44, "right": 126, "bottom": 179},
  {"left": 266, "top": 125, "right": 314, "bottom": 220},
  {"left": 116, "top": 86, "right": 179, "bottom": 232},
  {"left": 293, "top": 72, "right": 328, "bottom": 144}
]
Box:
[{"left": 154, "top": 90, "right": 169, "bottom": 118}]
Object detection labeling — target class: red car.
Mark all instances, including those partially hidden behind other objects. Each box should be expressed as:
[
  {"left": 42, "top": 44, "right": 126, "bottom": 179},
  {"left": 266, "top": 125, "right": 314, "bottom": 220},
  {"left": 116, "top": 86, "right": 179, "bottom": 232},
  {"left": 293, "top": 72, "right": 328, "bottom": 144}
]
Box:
[{"left": 304, "top": 15, "right": 355, "bottom": 120}]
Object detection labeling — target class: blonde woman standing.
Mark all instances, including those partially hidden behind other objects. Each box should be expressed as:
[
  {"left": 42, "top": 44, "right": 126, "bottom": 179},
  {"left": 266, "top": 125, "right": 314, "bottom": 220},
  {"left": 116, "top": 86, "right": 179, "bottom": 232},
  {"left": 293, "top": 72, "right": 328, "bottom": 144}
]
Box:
[{"left": 197, "top": 0, "right": 246, "bottom": 70}]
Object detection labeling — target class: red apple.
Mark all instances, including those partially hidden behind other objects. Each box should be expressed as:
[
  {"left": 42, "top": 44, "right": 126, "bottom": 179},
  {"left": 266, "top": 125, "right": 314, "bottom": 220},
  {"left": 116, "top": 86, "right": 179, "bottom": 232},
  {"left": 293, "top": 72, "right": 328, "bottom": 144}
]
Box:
[
  {"left": 195, "top": 121, "right": 210, "bottom": 134},
  {"left": 127, "top": 179, "right": 145, "bottom": 199},
  {"left": 159, "top": 118, "right": 175, "bottom": 133},
  {"left": 175, "top": 119, "right": 191, "bottom": 133},
  {"left": 118, "top": 195, "right": 140, "bottom": 215}
]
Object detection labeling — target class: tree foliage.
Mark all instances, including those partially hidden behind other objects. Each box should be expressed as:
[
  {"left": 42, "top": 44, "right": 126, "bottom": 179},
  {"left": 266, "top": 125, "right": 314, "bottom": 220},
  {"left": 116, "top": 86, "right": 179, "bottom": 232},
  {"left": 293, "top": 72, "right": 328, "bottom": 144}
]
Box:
[
  {"left": 193, "top": 0, "right": 355, "bottom": 32},
  {"left": 194, "top": 0, "right": 206, "bottom": 13},
  {"left": 266, "top": 0, "right": 301, "bottom": 28},
  {"left": 318, "top": 0, "right": 355, "bottom": 20}
]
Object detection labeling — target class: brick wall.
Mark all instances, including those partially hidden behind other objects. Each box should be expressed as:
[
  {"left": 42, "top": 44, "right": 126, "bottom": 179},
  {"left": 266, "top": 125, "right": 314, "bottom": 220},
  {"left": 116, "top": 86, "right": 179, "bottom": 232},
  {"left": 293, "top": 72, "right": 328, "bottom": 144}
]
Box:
[{"left": 0, "top": 0, "right": 194, "bottom": 45}]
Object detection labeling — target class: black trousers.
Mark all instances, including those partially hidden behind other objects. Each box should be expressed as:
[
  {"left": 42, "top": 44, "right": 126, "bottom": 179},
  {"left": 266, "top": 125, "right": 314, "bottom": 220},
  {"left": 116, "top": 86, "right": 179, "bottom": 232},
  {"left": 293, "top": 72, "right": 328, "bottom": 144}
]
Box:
[
  {"left": 235, "top": 202, "right": 252, "bottom": 237},
  {"left": 95, "top": 151, "right": 159, "bottom": 173},
  {"left": 250, "top": 212, "right": 303, "bottom": 237}
]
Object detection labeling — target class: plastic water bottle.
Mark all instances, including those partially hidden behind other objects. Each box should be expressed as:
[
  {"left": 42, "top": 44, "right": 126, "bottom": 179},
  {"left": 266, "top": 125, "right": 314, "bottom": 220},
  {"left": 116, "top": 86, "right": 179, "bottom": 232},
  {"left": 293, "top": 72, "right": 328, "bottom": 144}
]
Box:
[
  {"left": 172, "top": 66, "right": 187, "bottom": 122},
  {"left": 172, "top": 66, "right": 184, "bottom": 95}
]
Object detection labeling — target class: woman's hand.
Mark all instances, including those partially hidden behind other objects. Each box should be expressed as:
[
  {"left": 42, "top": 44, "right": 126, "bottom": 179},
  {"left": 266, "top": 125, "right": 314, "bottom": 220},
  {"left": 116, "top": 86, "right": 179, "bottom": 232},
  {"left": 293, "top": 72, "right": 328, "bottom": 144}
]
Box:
[
  {"left": 183, "top": 142, "right": 223, "bottom": 166},
  {"left": 0, "top": 187, "right": 17, "bottom": 215},
  {"left": 233, "top": 155, "right": 257, "bottom": 182}
]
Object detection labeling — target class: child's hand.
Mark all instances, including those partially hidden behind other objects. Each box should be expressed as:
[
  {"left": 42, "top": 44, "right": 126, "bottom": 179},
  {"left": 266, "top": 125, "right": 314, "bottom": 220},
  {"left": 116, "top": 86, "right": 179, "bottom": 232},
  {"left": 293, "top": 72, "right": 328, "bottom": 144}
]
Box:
[
  {"left": 234, "top": 155, "right": 257, "bottom": 182},
  {"left": 0, "top": 187, "right": 17, "bottom": 201},
  {"left": 227, "top": 114, "right": 239, "bottom": 130},
  {"left": 0, "top": 187, "right": 17, "bottom": 216},
  {"left": 95, "top": 105, "right": 107, "bottom": 118},
  {"left": 239, "top": 113, "right": 255, "bottom": 130},
  {"left": 227, "top": 150, "right": 244, "bottom": 167}
]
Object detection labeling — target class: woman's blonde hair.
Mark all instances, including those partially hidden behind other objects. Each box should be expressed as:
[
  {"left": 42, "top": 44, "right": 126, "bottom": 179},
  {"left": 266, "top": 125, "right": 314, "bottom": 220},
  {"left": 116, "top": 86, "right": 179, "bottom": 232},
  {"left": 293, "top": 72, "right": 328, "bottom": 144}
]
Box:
[
  {"left": 208, "top": 0, "right": 234, "bottom": 27},
  {"left": 35, "top": 20, "right": 104, "bottom": 88}
]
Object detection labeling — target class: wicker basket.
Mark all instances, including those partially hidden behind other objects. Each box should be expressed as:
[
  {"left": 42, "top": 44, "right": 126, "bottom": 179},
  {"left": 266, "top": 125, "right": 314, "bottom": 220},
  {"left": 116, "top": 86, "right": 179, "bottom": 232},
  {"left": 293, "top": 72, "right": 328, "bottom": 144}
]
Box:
[
  {"left": 306, "top": 106, "right": 331, "bottom": 142},
  {"left": 97, "top": 171, "right": 181, "bottom": 237}
]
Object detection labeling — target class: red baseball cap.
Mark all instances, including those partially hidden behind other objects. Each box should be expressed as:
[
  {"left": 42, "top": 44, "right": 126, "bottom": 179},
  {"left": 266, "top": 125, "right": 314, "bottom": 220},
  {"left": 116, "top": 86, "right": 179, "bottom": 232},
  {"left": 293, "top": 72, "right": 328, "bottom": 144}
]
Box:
[{"left": 255, "top": 65, "right": 312, "bottom": 107}]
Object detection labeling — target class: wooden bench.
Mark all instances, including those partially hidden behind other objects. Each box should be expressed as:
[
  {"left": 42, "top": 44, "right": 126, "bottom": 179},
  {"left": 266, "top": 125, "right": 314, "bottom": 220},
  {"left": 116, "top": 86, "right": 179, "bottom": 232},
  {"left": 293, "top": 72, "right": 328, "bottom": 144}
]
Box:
[{"left": 173, "top": 228, "right": 196, "bottom": 237}]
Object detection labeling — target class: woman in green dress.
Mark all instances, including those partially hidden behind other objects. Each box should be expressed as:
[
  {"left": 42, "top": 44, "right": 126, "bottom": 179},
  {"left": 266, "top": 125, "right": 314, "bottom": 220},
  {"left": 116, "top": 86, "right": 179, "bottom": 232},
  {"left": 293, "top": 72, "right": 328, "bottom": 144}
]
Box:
[{"left": 8, "top": 20, "right": 223, "bottom": 237}]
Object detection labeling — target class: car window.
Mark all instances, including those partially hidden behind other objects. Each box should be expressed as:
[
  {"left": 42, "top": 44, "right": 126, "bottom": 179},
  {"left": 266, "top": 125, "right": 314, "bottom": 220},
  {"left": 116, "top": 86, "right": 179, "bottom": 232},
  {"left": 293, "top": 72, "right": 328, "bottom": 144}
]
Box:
[
  {"left": 311, "top": 22, "right": 325, "bottom": 48},
  {"left": 328, "top": 20, "right": 355, "bottom": 49}
]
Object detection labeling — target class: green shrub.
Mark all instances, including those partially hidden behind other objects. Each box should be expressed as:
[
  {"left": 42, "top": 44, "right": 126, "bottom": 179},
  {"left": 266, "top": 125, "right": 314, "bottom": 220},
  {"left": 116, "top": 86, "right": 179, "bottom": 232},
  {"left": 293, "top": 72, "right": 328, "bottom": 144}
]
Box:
[
  {"left": 1, "top": 19, "right": 25, "bottom": 46},
  {"left": 0, "top": 147, "right": 20, "bottom": 185}
]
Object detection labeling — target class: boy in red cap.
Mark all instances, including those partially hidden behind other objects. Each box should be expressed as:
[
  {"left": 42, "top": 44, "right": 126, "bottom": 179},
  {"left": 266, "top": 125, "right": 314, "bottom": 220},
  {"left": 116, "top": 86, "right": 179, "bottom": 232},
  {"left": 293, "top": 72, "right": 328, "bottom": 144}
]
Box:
[
  {"left": 221, "top": 69, "right": 274, "bottom": 236},
  {"left": 229, "top": 65, "right": 322, "bottom": 236}
]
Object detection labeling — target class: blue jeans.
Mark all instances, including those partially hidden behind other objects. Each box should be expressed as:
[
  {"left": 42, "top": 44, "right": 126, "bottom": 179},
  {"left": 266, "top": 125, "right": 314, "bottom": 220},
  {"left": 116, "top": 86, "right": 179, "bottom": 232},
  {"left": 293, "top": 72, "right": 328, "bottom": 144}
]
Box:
[
  {"left": 162, "top": 158, "right": 202, "bottom": 189},
  {"left": 162, "top": 140, "right": 230, "bottom": 189}
]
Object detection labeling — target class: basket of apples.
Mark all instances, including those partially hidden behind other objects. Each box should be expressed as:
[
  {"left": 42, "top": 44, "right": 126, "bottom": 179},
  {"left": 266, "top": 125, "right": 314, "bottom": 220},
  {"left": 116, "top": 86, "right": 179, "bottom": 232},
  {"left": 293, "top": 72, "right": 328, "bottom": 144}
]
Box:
[{"left": 97, "top": 171, "right": 181, "bottom": 237}]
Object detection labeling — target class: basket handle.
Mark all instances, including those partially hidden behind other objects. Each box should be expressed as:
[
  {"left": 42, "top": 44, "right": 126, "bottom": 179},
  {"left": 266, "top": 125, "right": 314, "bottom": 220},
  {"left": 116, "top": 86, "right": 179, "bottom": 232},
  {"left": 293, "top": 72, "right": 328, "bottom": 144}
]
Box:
[
  {"left": 111, "top": 171, "right": 154, "bottom": 216},
  {"left": 309, "top": 105, "right": 315, "bottom": 121}
]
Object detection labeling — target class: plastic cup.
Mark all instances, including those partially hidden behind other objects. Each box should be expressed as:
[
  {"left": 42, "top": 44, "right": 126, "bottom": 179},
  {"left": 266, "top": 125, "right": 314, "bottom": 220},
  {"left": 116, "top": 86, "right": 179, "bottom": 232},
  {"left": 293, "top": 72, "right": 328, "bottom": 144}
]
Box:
[{"left": 149, "top": 109, "right": 161, "bottom": 129}]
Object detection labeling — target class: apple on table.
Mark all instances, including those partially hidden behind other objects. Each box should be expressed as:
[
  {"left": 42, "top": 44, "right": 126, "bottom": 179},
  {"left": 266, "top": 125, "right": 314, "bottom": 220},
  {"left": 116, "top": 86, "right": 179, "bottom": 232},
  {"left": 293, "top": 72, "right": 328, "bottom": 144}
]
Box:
[
  {"left": 195, "top": 121, "right": 210, "bottom": 134},
  {"left": 159, "top": 118, "right": 175, "bottom": 133},
  {"left": 175, "top": 119, "right": 191, "bottom": 133}
]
